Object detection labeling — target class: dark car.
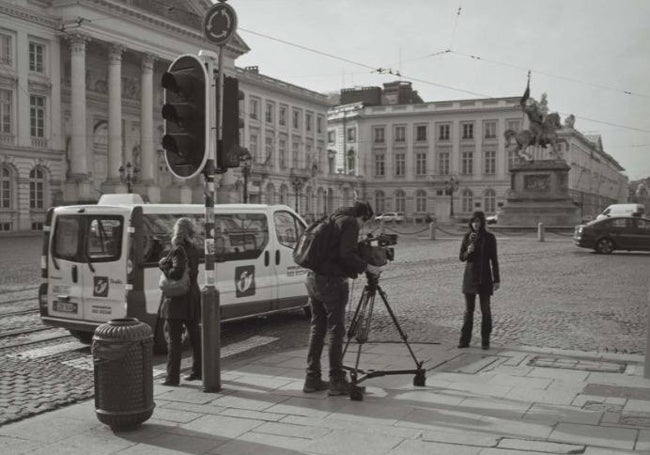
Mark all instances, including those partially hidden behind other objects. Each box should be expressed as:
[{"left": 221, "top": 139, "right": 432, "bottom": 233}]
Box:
[{"left": 574, "top": 216, "right": 650, "bottom": 254}]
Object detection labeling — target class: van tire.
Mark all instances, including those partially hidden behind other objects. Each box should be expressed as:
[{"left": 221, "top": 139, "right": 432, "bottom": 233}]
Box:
[{"left": 69, "top": 330, "right": 93, "bottom": 345}]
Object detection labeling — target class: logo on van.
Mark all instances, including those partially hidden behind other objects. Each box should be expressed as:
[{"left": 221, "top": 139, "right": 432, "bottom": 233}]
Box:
[
  {"left": 235, "top": 266, "right": 255, "bottom": 297},
  {"left": 93, "top": 276, "right": 109, "bottom": 297}
]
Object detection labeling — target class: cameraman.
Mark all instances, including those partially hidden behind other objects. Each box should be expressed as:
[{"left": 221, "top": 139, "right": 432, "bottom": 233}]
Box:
[{"left": 303, "top": 201, "right": 382, "bottom": 396}]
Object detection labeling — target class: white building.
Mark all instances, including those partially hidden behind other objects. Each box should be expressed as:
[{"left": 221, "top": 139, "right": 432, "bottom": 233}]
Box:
[
  {"left": 0, "top": 0, "right": 340, "bottom": 233},
  {"left": 328, "top": 83, "right": 628, "bottom": 222}
]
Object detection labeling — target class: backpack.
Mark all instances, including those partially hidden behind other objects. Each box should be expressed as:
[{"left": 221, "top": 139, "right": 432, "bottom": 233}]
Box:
[{"left": 293, "top": 215, "right": 335, "bottom": 271}]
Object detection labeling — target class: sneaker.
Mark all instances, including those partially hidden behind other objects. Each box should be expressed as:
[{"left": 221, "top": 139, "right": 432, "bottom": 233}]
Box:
[
  {"left": 184, "top": 372, "right": 202, "bottom": 381},
  {"left": 328, "top": 378, "right": 351, "bottom": 396},
  {"left": 303, "top": 377, "right": 329, "bottom": 393},
  {"left": 457, "top": 343, "right": 469, "bottom": 348}
]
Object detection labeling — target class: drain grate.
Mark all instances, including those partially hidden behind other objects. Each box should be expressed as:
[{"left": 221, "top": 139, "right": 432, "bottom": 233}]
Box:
[{"left": 528, "top": 356, "right": 626, "bottom": 373}]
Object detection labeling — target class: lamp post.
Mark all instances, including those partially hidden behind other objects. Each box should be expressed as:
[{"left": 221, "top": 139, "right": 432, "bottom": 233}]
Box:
[
  {"left": 118, "top": 162, "right": 139, "bottom": 193},
  {"left": 445, "top": 176, "right": 459, "bottom": 218},
  {"left": 290, "top": 174, "right": 305, "bottom": 213},
  {"left": 327, "top": 149, "right": 336, "bottom": 174},
  {"left": 239, "top": 148, "right": 252, "bottom": 203}
]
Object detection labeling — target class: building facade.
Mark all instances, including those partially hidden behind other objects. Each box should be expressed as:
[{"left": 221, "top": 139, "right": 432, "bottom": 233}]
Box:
[{"left": 328, "top": 84, "right": 628, "bottom": 222}]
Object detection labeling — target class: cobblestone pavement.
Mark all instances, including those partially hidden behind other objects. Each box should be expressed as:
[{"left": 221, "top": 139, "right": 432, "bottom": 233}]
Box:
[{"left": 0, "top": 229, "right": 648, "bottom": 426}]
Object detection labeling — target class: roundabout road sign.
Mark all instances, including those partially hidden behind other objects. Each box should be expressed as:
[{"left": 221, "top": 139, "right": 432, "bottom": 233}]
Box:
[{"left": 204, "top": 2, "right": 238, "bottom": 46}]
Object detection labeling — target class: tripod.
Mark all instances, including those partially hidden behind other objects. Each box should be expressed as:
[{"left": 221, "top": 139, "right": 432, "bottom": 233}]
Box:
[{"left": 342, "top": 273, "right": 426, "bottom": 401}]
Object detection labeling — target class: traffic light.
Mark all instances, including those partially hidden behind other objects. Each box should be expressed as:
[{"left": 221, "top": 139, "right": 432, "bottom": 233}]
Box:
[
  {"left": 161, "top": 54, "right": 209, "bottom": 179},
  {"left": 217, "top": 76, "right": 244, "bottom": 172}
]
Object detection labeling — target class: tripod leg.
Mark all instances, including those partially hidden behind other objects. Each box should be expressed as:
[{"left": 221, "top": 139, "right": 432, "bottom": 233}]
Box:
[
  {"left": 377, "top": 285, "right": 422, "bottom": 366},
  {"left": 343, "top": 287, "right": 369, "bottom": 358}
]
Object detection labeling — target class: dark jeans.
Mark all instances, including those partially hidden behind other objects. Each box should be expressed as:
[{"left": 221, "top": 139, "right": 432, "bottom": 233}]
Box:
[
  {"left": 459, "top": 293, "right": 492, "bottom": 345},
  {"left": 166, "top": 318, "right": 202, "bottom": 382},
  {"left": 305, "top": 272, "right": 349, "bottom": 380}
]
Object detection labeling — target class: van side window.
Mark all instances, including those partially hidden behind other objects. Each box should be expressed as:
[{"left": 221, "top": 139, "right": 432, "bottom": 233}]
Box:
[
  {"left": 142, "top": 214, "right": 205, "bottom": 266},
  {"left": 214, "top": 213, "right": 268, "bottom": 261},
  {"left": 87, "top": 218, "right": 122, "bottom": 261},
  {"left": 53, "top": 216, "right": 82, "bottom": 261},
  {"left": 274, "top": 210, "right": 305, "bottom": 248}
]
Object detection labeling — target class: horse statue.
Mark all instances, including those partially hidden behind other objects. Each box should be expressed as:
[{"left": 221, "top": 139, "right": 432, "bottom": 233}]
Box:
[{"left": 504, "top": 112, "right": 564, "bottom": 162}]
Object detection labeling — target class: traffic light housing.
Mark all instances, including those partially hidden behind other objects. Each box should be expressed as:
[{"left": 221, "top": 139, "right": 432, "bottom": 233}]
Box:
[
  {"left": 161, "top": 54, "right": 209, "bottom": 179},
  {"left": 217, "top": 76, "right": 244, "bottom": 172}
]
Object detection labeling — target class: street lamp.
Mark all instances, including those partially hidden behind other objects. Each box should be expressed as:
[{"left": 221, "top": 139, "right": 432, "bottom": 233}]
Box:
[
  {"left": 118, "top": 162, "right": 139, "bottom": 193},
  {"left": 239, "top": 148, "right": 252, "bottom": 203},
  {"left": 290, "top": 173, "right": 305, "bottom": 213},
  {"left": 327, "top": 149, "right": 336, "bottom": 174},
  {"left": 445, "top": 176, "right": 459, "bottom": 218}
]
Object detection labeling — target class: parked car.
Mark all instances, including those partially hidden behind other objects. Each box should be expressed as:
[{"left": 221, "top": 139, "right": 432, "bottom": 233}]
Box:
[
  {"left": 486, "top": 213, "right": 499, "bottom": 225},
  {"left": 374, "top": 212, "right": 404, "bottom": 223},
  {"left": 573, "top": 215, "right": 650, "bottom": 254}
]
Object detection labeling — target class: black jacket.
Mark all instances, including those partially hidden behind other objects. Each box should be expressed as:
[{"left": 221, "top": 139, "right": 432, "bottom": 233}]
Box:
[
  {"left": 460, "top": 226, "right": 500, "bottom": 295},
  {"left": 159, "top": 239, "right": 201, "bottom": 320},
  {"left": 318, "top": 208, "right": 367, "bottom": 278}
]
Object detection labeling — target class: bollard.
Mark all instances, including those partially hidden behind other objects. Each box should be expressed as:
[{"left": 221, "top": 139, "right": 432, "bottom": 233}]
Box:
[
  {"left": 92, "top": 318, "right": 154, "bottom": 430},
  {"left": 429, "top": 221, "right": 436, "bottom": 240},
  {"left": 538, "top": 222, "right": 545, "bottom": 242}
]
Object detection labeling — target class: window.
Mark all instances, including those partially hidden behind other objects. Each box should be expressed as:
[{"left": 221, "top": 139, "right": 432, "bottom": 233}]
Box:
[
  {"left": 306, "top": 113, "right": 312, "bottom": 132},
  {"left": 53, "top": 216, "right": 83, "bottom": 262},
  {"left": 266, "top": 183, "right": 275, "bottom": 204},
  {"left": 416, "top": 125, "right": 427, "bottom": 141},
  {"left": 0, "top": 222, "right": 11, "bottom": 231},
  {"left": 374, "top": 126, "right": 385, "bottom": 144},
  {"left": 462, "top": 123, "right": 474, "bottom": 139},
  {"left": 0, "top": 89, "right": 11, "bottom": 134},
  {"left": 249, "top": 99, "right": 258, "bottom": 120},
  {"left": 292, "top": 141, "right": 299, "bottom": 167},
  {"left": 250, "top": 133, "right": 259, "bottom": 162},
  {"left": 375, "top": 191, "right": 385, "bottom": 213},
  {"left": 29, "top": 42, "right": 44, "bottom": 73},
  {"left": 415, "top": 152, "right": 427, "bottom": 176},
  {"left": 279, "top": 105, "right": 286, "bottom": 126},
  {"left": 506, "top": 119, "right": 521, "bottom": 132},
  {"left": 394, "top": 126, "right": 406, "bottom": 142},
  {"left": 374, "top": 154, "right": 385, "bottom": 177},
  {"left": 279, "top": 139, "right": 287, "bottom": 169},
  {"left": 416, "top": 190, "right": 427, "bottom": 212},
  {"left": 87, "top": 217, "right": 122, "bottom": 261},
  {"left": 274, "top": 211, "right": 305, "bottom": 248},
  {"left": 327, "top": 130, "right": 335, "bottom": 143},
  {"left": 461, "top": 151, "right": 473, "bottom": 175},
  {"left": 461, "top": 189, "right": 473, "bottom": 213},
  {"left": 395, "top": 153, "right": 406, "bottom": 176},
  {"left": 306, "top": 144, "right": 313, "bottom": 169},
  {"left": 292, "top": 109, "right": 300, "bottom": 129},
  {"left": 265, "top": 135, "right": 274, "bottom": 165},
  {"left": 279, "top": 185, "right": 288, "bottom": 205},
  {"left": 484, "top": 189, "right": 496, "bottom": 213},
  {"left": 30, "top": 95, "right": 45, "bottom": 138},
  {"left": 508, "top": 149, "right": 517, "bottom": 170},
  {"left": 1, "top": 166, "right": 11, "bottom": 208},
  {"left": 438, "top": 151, "right": 450, "bottom": 175},
  {"left": 395, "top": 190, "right": 405, "bottom": 212},
  {"left": 347, "top": 127, "right": 356, "bottom": 142},
  {"left": 438, "top": 124, "right": 450, "bottom": 141},
  {"left": 0, "top": 33, "right": 11, "bottom": 66},
  {"left": 317, "top": 116, "right": 323, "bottom": 134},
  {"left": 265, "top": 102, "right": 274, "bottom": 123},
  {"left": 636, "top": 219, "right": 650, "bottom": 230},
  {"left": 608, "top": 219, "right": 630, "bottom": 229},
  {"left": 53, "top": 215, "right": 123, "bottom": 263},
  {"left": 29, "top": 167, "right": 45, "bottom": 209},
  {"left": 484, "top": 150, "right": 496, "bottom": 175},
  {"left": 32, "top": 222, "right": 43, "bottom": 231},
  {"left": 484, "top": 121, "right": 497, "bottom": 139}
]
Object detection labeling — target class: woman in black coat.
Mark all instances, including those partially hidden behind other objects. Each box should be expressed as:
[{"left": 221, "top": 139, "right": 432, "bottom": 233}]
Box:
[
  {"left": 458, "top": 211, "right": 500, "bottom": 350},
  {"left": 159, "top": 217, "right": 202, "bottom": 386}
]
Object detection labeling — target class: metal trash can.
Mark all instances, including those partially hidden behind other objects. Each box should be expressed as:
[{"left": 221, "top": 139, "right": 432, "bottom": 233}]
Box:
[{"left": 92, "top": 318, "right": 154, "bottom": 429}]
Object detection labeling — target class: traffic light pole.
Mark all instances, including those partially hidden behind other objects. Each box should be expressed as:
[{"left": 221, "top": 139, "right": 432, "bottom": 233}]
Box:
[{"left": 198, "top": 49, "right": 221, "bottom": 393}]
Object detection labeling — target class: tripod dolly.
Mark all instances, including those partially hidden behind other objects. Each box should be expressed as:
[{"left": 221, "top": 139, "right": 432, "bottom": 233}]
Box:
[{"left": 342, "top": 273, "right": 426, "bottom": 401}]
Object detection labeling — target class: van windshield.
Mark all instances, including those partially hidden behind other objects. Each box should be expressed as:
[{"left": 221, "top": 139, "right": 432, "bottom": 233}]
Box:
[{"left": 52, "top": 215, "right": 123, "bottom": 263}]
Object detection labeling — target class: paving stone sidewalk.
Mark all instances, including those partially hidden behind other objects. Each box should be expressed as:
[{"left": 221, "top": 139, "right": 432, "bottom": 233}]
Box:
[{"left": 2, "top": 342, "right": 650, "bottom": 454}]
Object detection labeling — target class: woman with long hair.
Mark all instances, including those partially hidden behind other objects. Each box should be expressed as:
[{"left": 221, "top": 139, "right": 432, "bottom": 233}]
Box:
[{"left": 159, "top": 217, "right": 202, "bottom": 386}]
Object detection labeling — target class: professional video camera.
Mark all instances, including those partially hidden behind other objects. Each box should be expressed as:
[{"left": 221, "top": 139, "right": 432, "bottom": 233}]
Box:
[{"left": 358, "top": 233, "right": 398, "bottom": 267}]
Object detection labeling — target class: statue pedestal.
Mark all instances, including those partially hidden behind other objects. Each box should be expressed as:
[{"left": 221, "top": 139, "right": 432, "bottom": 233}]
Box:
[{"left": 499, "top": 159, "right": 580, "bottom": 227}]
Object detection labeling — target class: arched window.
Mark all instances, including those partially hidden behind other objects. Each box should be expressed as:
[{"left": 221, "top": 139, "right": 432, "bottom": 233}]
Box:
[
  {"left": 416, "top": 190, "right": 427, "bottom": 212},
  {"left": 484, "top": 188, "right": 496, "bottom": 214},
  {"left": 29, "top": 167, "right": 45, "bottom": 209},
  {"left": 395, "top": 190, "right": 406, "bottom": 212},
  {"left": 375, "top": 191, "right": 385, "bottom": 214},
  {"left": 279, "top": 184, "right": 288, "bottom": 205},
  {"left": 1, "top": 165, "right": 12, "bottom": 209},
  {"left": 461, "top": 188, "right": 473, "bottom": 213},
  {"left": 266, "top": 183, "right": 275, "bottom": 205}
]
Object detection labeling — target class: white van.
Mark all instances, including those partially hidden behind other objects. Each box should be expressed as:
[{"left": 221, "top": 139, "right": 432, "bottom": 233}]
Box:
[
  {"left": 39, "top": 194, "right": 308, "bottom": 352},
  {"left": 595, "top": 203, "right": 645, "bottom": 221}
]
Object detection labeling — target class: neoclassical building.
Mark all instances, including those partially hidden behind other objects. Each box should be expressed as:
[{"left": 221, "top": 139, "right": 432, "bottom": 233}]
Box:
[
  {"left": 0, "top": 0, "right": 340, "bottom": 233},
  {"left": 328, "top": 82, "right": 628, "bottom": 222}
]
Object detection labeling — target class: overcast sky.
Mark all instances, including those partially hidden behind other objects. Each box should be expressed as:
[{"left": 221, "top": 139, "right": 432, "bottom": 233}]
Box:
[{"left": 228, "top": 0, "right": 650, "bottom": 180}]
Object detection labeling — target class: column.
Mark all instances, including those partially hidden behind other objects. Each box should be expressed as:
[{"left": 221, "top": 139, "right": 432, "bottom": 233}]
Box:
[
  {"left": 102, "top": 44, "right": 125, "bottom": 192},
  {"left": 136, "top": 54, "right": 160, "bottom": 202}
]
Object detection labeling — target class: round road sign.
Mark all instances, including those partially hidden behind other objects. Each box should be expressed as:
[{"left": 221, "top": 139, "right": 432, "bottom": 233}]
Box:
[{"left": 204, "top": 2, "right": 238, "bottom": 46}]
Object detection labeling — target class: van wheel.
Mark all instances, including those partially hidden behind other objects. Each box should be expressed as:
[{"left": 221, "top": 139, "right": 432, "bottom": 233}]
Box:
[
  {"left": 153, "top": 318, "right": 189, "bottom": 355},
  {"left": 596, "top": 238, "right": 615, "bottom": 254},
  {"left": 69, "top": 330, "right": 93, "bottom": 345}
]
